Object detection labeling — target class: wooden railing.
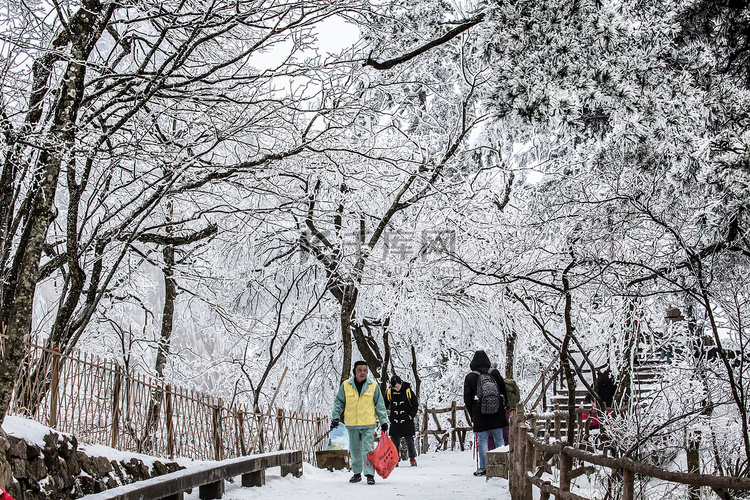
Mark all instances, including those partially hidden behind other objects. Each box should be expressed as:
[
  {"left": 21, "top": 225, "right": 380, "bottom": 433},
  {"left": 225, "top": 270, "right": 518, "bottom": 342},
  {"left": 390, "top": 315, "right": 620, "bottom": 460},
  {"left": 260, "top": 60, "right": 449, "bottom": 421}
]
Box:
[
  {"left": 420, "top": 402, "right": 473, "bottom": 453},
  {"left": 2, "top": 335, "right": 328, "bottom": 463},
  {"left": 508, "top": 404, "right": 750, "bottom": 500},
  {"left": 83, "top": 449, "right": 303, "bottom": 500}
]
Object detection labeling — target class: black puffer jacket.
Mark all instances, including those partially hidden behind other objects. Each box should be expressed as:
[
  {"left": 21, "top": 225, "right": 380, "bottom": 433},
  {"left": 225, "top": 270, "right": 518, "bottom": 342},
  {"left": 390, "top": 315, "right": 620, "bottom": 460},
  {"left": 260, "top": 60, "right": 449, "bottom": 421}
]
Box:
[
  {"left": 385, "top": 382, "right": 418, "bottom": 436},
  {"left": 463, "top": 350, "right": 509, "bottom": 432}
]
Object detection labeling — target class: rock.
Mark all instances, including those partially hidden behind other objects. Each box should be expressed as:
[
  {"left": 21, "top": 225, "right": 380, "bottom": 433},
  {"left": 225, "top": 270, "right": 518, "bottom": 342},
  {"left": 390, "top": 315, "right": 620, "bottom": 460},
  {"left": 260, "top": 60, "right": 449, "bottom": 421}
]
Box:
[
  {"left": 121, "top": 458, "right": 150, "bottom": 482},
  {"left": 28, "top": 456, "right": 47, "bottom": 480},
  {"left": 79, "top": 475, "right": 95, "bottom": 495},
  {"left": 7, "top": 436, "right": 27, "bottom": 459},
  {"left": 151, "top": 460, "right": 169, "bottom": 477},
  {"left": 10, "top": 458, "right": 28, "bottom": 479},
  {"left": 165, "top": 462, "right": 183, "bottom": 474},
  {"left": 0, "top": 431, "right": 11, "bottom": 455}
]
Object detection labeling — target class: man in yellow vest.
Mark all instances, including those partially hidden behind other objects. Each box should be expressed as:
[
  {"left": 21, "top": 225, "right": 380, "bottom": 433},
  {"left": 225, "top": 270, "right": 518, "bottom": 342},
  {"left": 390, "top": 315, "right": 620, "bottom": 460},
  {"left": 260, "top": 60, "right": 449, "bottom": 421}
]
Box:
[{"left": 330, "top": 360, "right": 389, "bottom": 485}]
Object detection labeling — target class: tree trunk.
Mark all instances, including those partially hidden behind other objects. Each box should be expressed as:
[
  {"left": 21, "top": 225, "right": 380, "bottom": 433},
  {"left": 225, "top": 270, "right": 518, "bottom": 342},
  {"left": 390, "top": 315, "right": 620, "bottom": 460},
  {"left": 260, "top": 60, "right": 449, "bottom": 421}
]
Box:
[
  {"left": 506, "top": 328, "right": 517, "bottom": 379},
  {"left": 561, "top": 263, "right": 577, "bottom": 446}
]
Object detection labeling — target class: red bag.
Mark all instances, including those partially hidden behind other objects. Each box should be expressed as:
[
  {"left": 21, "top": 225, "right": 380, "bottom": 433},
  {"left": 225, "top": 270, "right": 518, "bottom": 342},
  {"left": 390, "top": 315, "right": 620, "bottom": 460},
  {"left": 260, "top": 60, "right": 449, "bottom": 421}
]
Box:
[
  {"left": 582, "top": 412, "right": 599, "bottom": 428},
  {"left": 366, "top": 431, "right": 398, "bottom": 479}
]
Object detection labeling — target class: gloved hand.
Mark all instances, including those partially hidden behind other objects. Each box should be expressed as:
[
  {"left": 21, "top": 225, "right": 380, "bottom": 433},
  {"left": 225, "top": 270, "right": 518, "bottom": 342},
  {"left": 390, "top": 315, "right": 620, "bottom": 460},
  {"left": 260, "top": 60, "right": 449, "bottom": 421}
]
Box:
[
  {"left": 330, "top": 418, "right": 339, "bottom": 430},
  {"left": 381, "top": 423, "right": 388, "bottom": 432}
]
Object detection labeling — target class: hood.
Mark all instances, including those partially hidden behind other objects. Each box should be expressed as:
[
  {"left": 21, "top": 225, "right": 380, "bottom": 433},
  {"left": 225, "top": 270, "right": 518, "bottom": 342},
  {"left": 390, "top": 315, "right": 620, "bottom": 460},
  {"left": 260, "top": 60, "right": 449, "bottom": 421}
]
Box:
[{"left": 470, "top": 350, "right": 491, "bottom": 372}]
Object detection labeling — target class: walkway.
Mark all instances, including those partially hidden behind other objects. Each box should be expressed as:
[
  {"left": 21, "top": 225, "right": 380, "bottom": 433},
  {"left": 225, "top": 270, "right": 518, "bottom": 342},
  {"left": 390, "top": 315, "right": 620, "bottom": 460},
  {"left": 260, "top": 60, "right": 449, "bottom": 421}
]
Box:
[{"left": 183, "top": 450, "right": 510, "bottom": 500}]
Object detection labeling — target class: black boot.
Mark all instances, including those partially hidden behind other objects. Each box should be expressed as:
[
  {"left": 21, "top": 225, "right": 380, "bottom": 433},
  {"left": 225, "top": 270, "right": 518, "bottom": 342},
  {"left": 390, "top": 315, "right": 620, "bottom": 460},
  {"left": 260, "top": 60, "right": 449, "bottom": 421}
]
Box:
[
  {"left": 349, "top": 473, "right": 362, "bottom": 483},
  {"left": 366, "top": 474, "right": 375, "bottom": 485}
]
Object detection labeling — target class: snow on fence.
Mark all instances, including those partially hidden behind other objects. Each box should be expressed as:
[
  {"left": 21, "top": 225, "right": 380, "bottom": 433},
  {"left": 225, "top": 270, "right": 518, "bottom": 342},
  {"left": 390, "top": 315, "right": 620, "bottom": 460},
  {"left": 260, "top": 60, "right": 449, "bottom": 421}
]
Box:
[{"left": 2, "top": 335, "right": 328, "bottom": 463}]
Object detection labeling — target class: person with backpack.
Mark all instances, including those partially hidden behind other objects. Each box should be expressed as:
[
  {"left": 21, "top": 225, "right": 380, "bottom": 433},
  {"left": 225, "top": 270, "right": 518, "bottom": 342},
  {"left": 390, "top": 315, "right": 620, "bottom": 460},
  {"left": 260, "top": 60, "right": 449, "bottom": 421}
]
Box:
[
  {"left": 463, "top": 350, "right": 509, "bottom": 477},
  {"left": 385, "top": 375, "right": 419, "bottom": 466}
]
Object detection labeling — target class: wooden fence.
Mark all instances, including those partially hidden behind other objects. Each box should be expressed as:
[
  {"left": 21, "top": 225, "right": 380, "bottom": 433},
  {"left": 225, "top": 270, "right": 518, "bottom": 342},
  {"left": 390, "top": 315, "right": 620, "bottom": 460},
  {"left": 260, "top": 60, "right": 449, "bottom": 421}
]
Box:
[
  {"left": 509, "top": 404, "right": 750, "bottom": 500},
  {"left": 420, "top": 402, "right": 473, "bottom": 453},
  {"left": 2, "top": 335, "right": 328, "bottom": 463}
]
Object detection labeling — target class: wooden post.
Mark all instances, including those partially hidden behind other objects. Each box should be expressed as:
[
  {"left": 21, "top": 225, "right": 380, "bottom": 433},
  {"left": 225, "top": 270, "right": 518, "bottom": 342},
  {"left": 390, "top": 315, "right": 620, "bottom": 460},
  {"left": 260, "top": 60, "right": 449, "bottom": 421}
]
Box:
[
  {"left": 421, "top": 405, "right": 429, "bottom": 454},
  {"left": 554, "top": 405, "right": 561, "bottom": 441},
  {"left": 199, "top": 480, "right": 224, "bottom": 500},
  {"left": 110, "top": 363, "right": 123, "bottom": 449},
  {"left": 622, "top": 468, "right": 634, "bottom": 500},
  {"left": 277, "top": 408, "right": 285, "bottom": 451},
  {"left": 559, "top": 448, "right": 571, "bottom": 498},
  {"left": 508, "top": 408, "right": 516, "bottom": 496},
  {"left": 242, "top": 469, "right": 265, "bottom": 487},
  {"left": 518, "top": 425, "right": 532, "bottom": 500},
  {"left": 524, "top": 431, "right": 535, "bottom": 494},
  {"left": 450, "top": 401, "right": 457, "bottom": 451},
  {"left": 165, "top": 384, "right": 175, "bottom": 459},
  {"left": 237, "top": 410, "right": 247, "bottom": 456},
  {"left": 48, "top": 348, "right": 61, "bottom": 428},
  {"left": 212, "top": 398, "right": 224, "bottom": 461}
]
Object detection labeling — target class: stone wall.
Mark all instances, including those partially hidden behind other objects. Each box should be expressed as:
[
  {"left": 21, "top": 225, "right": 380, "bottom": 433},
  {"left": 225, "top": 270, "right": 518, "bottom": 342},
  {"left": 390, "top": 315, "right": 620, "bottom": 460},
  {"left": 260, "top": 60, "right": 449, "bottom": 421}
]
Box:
[{"left": 0, "top": 430, "right": 184, "bottom": 499}]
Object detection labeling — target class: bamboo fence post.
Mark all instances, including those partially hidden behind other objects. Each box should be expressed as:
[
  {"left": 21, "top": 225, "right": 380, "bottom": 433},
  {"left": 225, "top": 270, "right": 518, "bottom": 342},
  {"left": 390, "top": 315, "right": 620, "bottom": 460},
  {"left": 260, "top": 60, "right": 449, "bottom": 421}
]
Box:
[
  {"left": 277, "top": 408, "right": 285, "bottom": 451},
  {"left": 165, "top": 384, "right": 174, "bottom": 459},
  {"left": 48, "top": 348, "right": 61, "bottom": 428},
  {"left": 450, "top": 401, "right": 457, "bottom": 450},
  {"left": 237, "top": 410, "right": 247, "bottom": 456},
  {"left": 559, "top": 448, "right": 571, "bottom": 498},
  {"left": 622, "top": 468, "right": 634, "bottom": 500},
  {"left": 110, "top": 364, "right": 123, "bottom": 449},
  {"left": 213, "top": 398, "right": 224, "bottom": 461}
]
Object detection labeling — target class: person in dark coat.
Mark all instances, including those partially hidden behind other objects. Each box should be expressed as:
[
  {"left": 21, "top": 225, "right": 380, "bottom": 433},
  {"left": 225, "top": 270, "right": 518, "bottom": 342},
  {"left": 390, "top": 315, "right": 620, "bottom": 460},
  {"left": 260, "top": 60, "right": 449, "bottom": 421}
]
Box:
[
  {"left": 463, "top": 350, "right": 508, "bottom": 476},
  {"left": 385, "top": 375, "right": 419, "bottom": 466},
  {"left": 581, "top": 368, "right": 617, "bottom": 428},
  {"left": 583, "top": 369, "right": 617, "bottom": 408}
]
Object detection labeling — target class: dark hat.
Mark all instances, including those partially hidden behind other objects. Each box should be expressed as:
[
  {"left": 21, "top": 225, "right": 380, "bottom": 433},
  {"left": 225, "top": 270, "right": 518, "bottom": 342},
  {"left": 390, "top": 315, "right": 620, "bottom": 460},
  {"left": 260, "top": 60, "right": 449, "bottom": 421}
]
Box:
[{"left": 390, "top": 375, "right": 402, "bottom": 386}]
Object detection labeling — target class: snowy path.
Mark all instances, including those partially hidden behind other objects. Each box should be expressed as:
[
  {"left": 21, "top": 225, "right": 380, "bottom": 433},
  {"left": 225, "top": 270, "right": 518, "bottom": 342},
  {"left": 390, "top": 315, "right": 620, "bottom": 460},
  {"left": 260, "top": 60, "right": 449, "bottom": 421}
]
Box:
[{"left": 184, "top": 450, "right": 511, "bottom": 500}]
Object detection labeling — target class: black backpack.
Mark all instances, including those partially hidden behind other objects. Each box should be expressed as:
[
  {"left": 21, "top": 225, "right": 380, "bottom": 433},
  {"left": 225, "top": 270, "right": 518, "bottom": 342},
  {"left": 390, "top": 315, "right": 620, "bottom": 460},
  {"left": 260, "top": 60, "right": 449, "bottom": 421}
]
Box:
[{"left": 474, "top": 371, "right": 502, "bottom": 415}]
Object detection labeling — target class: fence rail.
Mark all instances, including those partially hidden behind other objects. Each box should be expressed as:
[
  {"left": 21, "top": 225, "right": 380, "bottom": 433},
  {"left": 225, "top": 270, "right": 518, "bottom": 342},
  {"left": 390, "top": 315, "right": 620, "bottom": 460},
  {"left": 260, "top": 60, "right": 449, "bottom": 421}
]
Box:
[
  {"left": 2, "top": 334, "right": 328, "bottom": 463},
  {"left": 420, "top": 401, "right": 473, "bottom": 453},
  {"left": 509, "top": 404, "right": 750, "bottom": 500}
]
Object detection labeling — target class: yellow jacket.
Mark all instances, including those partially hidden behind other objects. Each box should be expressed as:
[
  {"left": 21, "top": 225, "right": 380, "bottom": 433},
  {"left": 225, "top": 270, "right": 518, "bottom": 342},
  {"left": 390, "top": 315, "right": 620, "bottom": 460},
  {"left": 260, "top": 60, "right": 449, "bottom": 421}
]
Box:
[{"left": 332, "top": 377, "right": 389, "bottom": 428}]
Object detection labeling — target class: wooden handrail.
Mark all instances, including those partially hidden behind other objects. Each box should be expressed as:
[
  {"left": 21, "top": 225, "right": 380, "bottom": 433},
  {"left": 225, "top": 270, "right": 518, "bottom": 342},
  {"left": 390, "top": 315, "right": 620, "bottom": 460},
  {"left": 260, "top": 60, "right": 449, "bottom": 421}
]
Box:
[
  {"left": 522, "top": 353, "right": 561, "bottom": 408},
  {"left": 83, "top": 449, "right": 303, "bottom": 500},
  {"left": 509, "top": 404, "right": 750, "bottom": 500}
]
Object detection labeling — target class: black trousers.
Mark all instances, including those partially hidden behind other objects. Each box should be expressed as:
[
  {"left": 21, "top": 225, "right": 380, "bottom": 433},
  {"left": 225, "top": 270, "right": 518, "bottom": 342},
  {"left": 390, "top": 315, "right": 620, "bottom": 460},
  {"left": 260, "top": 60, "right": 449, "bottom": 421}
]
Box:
[{"left": 391, "top": 433, "right": 417, "bottom": 460}]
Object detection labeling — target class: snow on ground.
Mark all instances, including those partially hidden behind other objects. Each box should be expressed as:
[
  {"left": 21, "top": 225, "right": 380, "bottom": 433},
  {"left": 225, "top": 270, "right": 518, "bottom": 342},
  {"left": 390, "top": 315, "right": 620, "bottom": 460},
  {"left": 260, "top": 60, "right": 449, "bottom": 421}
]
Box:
[
  {"left": 3, "top": 416, "right": 515, "bottom": 499},
  {"left": 184, "top": 451, "right": 511, "bottom": 500}
]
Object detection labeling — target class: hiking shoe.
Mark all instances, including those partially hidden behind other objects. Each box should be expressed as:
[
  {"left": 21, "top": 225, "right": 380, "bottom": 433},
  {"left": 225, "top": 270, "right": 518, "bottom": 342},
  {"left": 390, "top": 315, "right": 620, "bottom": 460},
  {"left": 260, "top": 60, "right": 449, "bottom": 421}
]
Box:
[
  {"left": 366, "top": 474, "right": 375, "bottom": 485},
  {"left": 410, "top": 458, "right": 417, "bottom": 467},
  {"left": 349, "top": 473, "right": 361, "bottom": 483},
  {"left": 473, "top": 468, "right": 486, "bottom": 476}
]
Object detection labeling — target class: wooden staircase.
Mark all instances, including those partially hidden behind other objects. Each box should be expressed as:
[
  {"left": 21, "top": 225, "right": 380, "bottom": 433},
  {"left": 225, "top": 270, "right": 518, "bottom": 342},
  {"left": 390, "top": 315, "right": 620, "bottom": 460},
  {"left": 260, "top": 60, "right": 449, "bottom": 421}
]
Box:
[{"left": 543, "top": 347, "right": 666, "bottom": 413}]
